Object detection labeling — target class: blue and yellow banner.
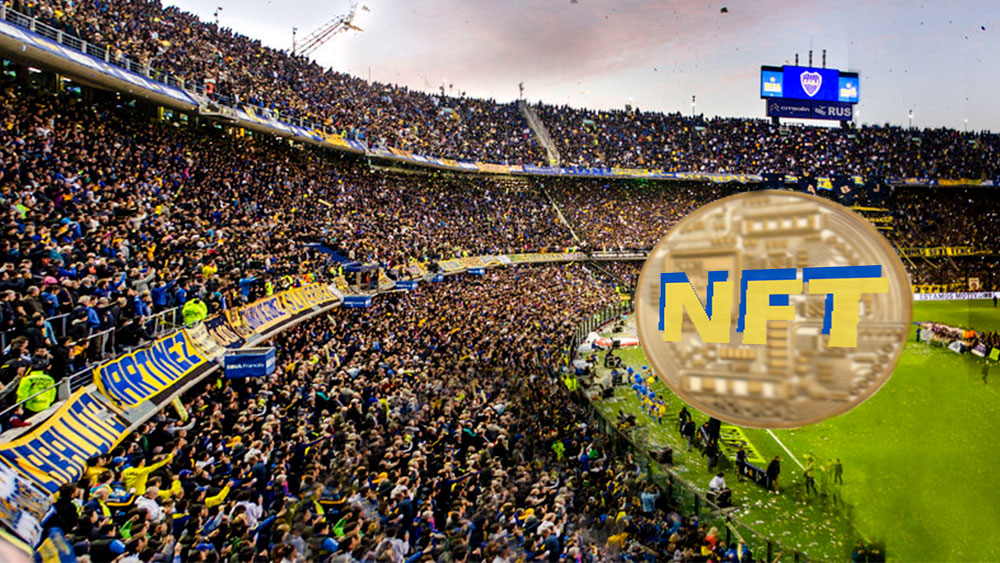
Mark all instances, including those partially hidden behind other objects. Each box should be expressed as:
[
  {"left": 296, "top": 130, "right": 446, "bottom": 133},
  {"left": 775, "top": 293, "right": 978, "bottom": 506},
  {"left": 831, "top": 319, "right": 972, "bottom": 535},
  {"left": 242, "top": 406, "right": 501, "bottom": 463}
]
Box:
[
  {"left": 235, "top": 295, "right": 289, "bottom": 334},
  {"left": 277, "top": 283, "right": 338, "bottom": 315},
  {"left": 204, "top": 315, "right": 245, "bottom": 349},
  {"left": 93, "top": 331, "right": 206, "bottom": 408},
  {"left": 0, "top": 389, "right": 129, "bottom": 494}
]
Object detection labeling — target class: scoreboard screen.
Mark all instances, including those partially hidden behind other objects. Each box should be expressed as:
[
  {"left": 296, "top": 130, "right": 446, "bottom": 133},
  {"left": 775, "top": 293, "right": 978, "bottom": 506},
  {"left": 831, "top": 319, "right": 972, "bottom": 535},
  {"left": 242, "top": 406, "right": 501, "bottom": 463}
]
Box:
[{"left": 761, "top": 65, "right": 859, "bottom": 104}]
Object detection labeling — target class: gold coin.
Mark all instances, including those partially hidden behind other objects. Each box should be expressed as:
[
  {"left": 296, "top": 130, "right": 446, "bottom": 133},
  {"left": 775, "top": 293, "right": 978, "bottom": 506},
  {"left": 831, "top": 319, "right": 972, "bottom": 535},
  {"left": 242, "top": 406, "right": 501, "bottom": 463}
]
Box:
[{"left": 635, "top": 190, "right": 912, "bottom": 428}]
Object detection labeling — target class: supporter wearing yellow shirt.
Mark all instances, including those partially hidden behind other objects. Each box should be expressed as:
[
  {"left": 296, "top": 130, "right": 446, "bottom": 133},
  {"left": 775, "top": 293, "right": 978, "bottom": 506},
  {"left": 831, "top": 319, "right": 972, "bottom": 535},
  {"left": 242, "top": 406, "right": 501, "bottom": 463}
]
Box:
[
  {"left": 202, "top": 262, "right": 218, "bottom": 280},
  {"left": 84, "top": 456, "right": 110, "bottom": 487},
  {"left": 122, "top": 454, "right": 173, "bottom": 495}
]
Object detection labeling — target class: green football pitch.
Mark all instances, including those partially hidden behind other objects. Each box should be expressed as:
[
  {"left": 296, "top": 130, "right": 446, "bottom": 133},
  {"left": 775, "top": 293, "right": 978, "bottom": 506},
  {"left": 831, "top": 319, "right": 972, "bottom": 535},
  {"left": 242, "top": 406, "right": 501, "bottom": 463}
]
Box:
[{"left": 590, "top": 299, "right": 1000, "bottom": 561}]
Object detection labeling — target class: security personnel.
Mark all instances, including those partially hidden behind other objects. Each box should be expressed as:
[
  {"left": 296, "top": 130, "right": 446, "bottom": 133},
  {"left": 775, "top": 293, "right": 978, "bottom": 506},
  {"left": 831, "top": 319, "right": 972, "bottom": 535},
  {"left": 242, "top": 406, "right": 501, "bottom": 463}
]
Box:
[
  {"left": 182, "top": 298, "right": 208, "bottom": 326},
  {"left": 17, "top": 360, "right": 56, "bottom": 413},
  {"left": 563, "top": 372, "right": 578, "bottom": 392}
]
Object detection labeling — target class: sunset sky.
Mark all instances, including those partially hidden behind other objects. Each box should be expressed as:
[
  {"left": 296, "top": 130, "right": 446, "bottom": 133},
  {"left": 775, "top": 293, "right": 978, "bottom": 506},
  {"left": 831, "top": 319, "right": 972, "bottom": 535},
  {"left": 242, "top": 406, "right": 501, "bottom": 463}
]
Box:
[{"left": 171, "top": 0, "right": 1000, "bottom": 130}]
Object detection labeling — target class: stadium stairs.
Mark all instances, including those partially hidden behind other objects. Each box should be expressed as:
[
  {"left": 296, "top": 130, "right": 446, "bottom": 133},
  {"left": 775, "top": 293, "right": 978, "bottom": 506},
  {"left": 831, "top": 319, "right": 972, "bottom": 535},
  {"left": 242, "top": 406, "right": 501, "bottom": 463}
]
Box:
[{"left": 519, "top": 100, "right": 562, "bottom": 165}]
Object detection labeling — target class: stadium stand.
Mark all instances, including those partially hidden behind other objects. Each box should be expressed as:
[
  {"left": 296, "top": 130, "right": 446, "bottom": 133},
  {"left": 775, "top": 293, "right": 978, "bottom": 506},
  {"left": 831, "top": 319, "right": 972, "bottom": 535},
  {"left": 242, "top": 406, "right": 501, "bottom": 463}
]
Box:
[
  {"left": 5, "top": 0, "right": 999, "bottom": 178},
  {"left": 29, "top": 266, "right": 750, "bottom": 562},
  {"left": 8, "top": 0, "right": 547, "bottom": 165},
  {"left": 534, "top": 103, "right": 1000, "bottom": 178},
  {"left": 0, "top": 2, "right": 997, "bottom": 561}
]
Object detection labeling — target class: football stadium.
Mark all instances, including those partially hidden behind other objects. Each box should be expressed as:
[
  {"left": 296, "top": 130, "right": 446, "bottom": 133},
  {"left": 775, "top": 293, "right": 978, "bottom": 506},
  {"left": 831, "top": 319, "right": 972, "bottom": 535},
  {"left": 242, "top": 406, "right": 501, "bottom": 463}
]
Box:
[{"left": 0, "top": 1, "right": 997, "bottom": 562}]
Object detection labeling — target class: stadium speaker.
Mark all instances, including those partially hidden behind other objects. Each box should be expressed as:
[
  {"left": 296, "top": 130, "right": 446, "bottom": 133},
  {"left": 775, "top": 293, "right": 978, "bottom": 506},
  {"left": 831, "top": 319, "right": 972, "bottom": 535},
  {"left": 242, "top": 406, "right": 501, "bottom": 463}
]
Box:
[{"left": 651, "top": 446, "right": 673, "bottom": 465}]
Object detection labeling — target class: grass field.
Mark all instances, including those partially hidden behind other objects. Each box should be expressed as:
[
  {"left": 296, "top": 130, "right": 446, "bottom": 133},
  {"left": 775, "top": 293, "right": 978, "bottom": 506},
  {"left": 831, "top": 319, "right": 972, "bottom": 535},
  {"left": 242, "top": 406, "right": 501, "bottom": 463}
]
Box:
[{"left": 590, "top": 299, "right": 1000, "bottom": 561}]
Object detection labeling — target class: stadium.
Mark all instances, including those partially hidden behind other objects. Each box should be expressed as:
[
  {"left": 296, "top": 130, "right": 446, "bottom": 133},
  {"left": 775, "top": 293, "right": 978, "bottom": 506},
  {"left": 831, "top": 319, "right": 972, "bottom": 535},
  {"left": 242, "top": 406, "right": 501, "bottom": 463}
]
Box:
[{"left": 0, "top": 1, "right": 997, "bottom": 562}]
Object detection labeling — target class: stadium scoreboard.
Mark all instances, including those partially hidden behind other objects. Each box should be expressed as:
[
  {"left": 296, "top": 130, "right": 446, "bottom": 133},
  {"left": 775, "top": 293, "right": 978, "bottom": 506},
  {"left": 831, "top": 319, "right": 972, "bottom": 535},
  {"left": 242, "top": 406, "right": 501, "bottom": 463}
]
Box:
[{"left": 760, "top": 65, "right": 859, "bottom": 121}]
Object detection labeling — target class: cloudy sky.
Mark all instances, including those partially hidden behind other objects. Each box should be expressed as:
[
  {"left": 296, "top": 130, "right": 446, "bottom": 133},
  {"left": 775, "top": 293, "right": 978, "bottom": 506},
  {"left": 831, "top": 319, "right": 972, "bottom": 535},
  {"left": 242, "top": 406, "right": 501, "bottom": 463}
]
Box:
[{"left": 170, "top": 0, "right": 999, "bottom": 130}]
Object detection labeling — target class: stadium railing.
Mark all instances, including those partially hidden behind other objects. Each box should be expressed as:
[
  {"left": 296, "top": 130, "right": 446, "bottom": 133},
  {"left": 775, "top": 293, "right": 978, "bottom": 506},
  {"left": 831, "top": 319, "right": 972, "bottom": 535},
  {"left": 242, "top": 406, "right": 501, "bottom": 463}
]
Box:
[{"left": 0, "top": 305, "right": 184, "bottom": 422}]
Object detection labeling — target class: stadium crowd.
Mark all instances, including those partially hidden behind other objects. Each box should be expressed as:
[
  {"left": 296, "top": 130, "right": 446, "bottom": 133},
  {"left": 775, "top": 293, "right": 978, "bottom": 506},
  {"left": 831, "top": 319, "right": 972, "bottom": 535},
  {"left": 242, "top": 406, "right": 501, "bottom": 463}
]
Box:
[
  {"left": 546, "top": 180, "right": 737, "bottom": 251},
  {"left": 10, "top": 0, "right": 546, "bottom": 165},
  {"left": 2, "top": 81, "right": 996, "bottom": 395},
  {"left": 0, "top": 3, "right": 995, "bottom": 562},
  {"left": 40, "top": 266, "right": 757, "bottom": 562},
  {"left": 535, "top": 104, "right": 1000, "bottom": 179},
  {"left": 6, "top": 0, "right": 1000, "bottom": 178},
  {"left": 0, "top": 84, "right": 577, "bottom": 386}
]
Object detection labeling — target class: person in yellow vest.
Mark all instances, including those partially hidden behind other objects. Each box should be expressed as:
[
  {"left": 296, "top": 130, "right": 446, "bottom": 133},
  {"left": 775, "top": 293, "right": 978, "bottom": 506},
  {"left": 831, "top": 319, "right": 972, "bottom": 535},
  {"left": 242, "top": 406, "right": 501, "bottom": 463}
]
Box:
[
  {"left": 182, "top": 298, "right": 208, "bottom": 326},
  {"left": 16, "top": 365, "right": 56, "bottom": 413},
  {"left": 563, "top": 372, "right": 579, "bottom": 392},
  {"left": 122, "top": 453, "right": 173, "bottom": 496},
  {"left": 265, "top": 280, "right": 274, "bottom": 296}
]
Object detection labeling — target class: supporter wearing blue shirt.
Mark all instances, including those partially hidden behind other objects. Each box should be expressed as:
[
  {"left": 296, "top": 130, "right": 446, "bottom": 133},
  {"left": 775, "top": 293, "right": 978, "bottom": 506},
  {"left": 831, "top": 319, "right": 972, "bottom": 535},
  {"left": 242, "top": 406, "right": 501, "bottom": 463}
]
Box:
[
  {"left": 84, "top": 297, "right": 101, "bottom": 332},
  {"left": 134, "top": 293, "right": 152, "bottom": 318},
  {"left": 239, "top": 275, "right": 258, "bottom": 303},
  {"left": 151, "top": 279, "right": 176, "bottom": 312}
]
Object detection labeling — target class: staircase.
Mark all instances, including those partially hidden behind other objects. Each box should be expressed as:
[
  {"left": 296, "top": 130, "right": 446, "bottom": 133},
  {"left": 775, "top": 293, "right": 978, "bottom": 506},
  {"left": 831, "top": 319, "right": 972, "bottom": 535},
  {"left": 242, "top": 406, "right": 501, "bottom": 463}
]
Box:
[{"left": 519, "top": 100, "right": 561, "bottom": 166}]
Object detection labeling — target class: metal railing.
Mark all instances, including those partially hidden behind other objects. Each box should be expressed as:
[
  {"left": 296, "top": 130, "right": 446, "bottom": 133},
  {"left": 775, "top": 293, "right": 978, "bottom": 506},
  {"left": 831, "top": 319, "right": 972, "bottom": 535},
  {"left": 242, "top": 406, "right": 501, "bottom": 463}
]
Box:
[
  {"left": 0, "top": 4, "right": 341, "bottom": 138},
  {"left": 0, "top": 305, "right": 183, "bottom": 422}
]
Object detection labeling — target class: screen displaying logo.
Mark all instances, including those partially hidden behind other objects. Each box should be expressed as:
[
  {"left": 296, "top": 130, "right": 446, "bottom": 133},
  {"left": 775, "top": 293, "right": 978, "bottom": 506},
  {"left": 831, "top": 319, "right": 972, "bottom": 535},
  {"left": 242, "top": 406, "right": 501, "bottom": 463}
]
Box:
[
  {"left": 838, "top": 75, "right": 860, "bottom": 103},
  {"left": 635, "top": 191, "right": 911, "bottom": 428},
  {"left": 760, "top": 69, "right": 784, "bottom": 98},
  {"left": 764, "top": 66, "right": 850, "bottom": 103},
  {"left": 799, "top": 71, "right": 823, "bottom": 97}
]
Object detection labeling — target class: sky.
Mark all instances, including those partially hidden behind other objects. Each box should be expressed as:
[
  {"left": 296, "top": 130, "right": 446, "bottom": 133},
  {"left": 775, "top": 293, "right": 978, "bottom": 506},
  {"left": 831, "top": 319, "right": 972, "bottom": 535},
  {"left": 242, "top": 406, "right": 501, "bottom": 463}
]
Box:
[{"left": 169, "top": 0, "right": 1000, "bottom": 131}]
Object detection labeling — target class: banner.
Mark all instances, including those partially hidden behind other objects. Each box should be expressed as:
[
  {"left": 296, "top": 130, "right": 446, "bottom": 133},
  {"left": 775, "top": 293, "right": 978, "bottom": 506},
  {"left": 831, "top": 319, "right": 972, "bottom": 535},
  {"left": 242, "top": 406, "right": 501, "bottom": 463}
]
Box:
[
  {"left": 439, "top": 259, "right": 464, "bottom": 272},
  {"left": 0, "top": 389, "right": 129, "bottom": 495},
  {"left": 94, "top": 331, "right": 207, "bottom": 407},
  {"left": 912, "top": 291, "right": 999, "bottom": 301},
  {"left": 480, "top": 255, "right": 504, "bottom": 267},
  {"left": 204, "top": 315, "right": 245, "bottom": 349},
  {"left": 0, "top": 462, "right": 49, "bottom": 546},
  {"left": 405, "top": 262, "right": 428, "bottom": 279},
  {"left": 343, "top": 295, "right": 373, "bottom": 308},
  {"left": 279, "top": 283, "right": 338, "bottom": 313},
  {"left": 459, "top": 257, "right": 486, "bottom": 269},
  {"left": 184, "top": 322, "right": 225, "bottom": 359},
  {"left": 898, "top": 246, "right": 990, "bottom": 258},
  {"left": 235, "top": 296, "right": 290, "bottom": 334},
  {"left": 334, "top": 276, "right": 350, "bottom": 294},
  {"left": 506, "top": 252, "right": 588, "bottom": 264},
  {"left": 224, "top": 308, "right": 255, "bottom": 339},
  {"left": 377, "top": 270, "right": 396, "bottom": 292}
]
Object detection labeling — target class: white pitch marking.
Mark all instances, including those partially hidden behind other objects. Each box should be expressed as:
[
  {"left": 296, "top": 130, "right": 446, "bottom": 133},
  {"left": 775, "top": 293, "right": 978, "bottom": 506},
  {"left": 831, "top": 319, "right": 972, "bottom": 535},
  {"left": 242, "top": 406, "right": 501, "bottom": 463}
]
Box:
[{"left": 766, "top": 429, "right": 805, "bottom": 470}]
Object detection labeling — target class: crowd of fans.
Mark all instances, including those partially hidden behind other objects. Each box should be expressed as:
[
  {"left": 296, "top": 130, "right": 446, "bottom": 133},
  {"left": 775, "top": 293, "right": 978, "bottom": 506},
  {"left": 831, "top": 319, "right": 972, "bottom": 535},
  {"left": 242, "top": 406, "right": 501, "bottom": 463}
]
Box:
[
  {"left": 0, "top": 83, "right": 581, "bottom": 386},
  {"left": 7, "top": 0, "right": 1000, "bottom": 178},
  {"left": 11, "top": 0, "right": 546, "bottom": 165},
  {"left": 1, "top": 81, "right": 996, "bottom": 396},
  {"left": 535, "top": 104, "right": 1000, "bottom": 179},
  {"left": 39, "top": 266, "right": 760, "bottom": 562},
  {"left": 545, "top": 180, "right": 737, "bottom": 251}
]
